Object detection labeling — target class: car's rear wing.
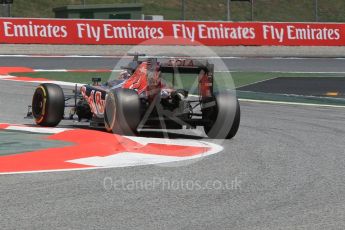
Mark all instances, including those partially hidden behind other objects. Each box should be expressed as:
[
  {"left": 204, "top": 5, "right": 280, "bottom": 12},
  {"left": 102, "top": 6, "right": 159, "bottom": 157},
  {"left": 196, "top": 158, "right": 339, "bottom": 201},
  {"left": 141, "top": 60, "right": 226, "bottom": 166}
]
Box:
[
  {"left": 159, "top": 59, "right": 214, "bottom": 74},
  {"left": 125, "top": 54, "right": 214, "bottom": 75}
]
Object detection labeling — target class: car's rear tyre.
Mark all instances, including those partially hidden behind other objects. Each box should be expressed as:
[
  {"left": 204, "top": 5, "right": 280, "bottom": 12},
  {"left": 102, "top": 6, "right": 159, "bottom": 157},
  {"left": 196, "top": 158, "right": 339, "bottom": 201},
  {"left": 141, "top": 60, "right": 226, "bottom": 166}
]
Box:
[
  {"left": 203, "top": 92, "right": 240, "bottom": 139},
  {"left": 32, "top": 83, "right": 65, "bottom": 127},
  {"left": 104, "top": 88, "right": 140, "bottom": 135}
]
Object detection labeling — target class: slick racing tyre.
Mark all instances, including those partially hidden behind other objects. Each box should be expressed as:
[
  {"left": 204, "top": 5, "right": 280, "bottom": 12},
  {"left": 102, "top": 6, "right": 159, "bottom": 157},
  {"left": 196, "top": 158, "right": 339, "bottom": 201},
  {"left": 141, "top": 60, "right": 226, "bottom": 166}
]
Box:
[
  {"left": 32, "top": 83, "right": 65, "bottom": 127},
  {"left": 104, "top": 88, "right": 140, "bottom": 135},
  {"left": 203, "top": 92, "right": 240, "bottom": 139}
]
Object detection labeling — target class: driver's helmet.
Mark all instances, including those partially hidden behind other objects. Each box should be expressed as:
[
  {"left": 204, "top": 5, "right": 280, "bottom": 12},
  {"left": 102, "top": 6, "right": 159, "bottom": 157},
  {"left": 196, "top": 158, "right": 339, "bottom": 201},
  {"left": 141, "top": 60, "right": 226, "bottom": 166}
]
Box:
[
  {"left": 106, "top": 70, "right": 131, "bottom": 88},
  {"left": 118, "top": 70, "right": 131, "bottom": 80}
]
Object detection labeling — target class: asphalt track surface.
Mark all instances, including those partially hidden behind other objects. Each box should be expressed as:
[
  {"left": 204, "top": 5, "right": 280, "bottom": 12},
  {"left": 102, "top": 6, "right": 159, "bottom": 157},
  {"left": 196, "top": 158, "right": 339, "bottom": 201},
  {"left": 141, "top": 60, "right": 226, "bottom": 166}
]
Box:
[
  {"left": 239, "top": 77, "right": 345, "bottom": 98},
  {"left": 1, "top": 57, "right": 345, "bottom": 229}
]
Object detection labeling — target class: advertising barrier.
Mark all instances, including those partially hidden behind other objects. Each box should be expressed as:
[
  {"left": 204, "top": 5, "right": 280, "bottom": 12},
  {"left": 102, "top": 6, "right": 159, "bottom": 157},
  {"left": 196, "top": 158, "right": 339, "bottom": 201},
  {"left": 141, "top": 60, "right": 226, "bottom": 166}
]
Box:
[{"left": 0, "top": 18, "right": 345, "bottom": 46}]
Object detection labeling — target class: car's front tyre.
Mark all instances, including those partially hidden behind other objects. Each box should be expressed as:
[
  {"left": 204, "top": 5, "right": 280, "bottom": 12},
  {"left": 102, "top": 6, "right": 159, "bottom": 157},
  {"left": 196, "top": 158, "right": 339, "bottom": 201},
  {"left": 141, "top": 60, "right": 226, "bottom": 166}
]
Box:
[{"left": 32, "top": 83, "right": 65, "bottom": 127}]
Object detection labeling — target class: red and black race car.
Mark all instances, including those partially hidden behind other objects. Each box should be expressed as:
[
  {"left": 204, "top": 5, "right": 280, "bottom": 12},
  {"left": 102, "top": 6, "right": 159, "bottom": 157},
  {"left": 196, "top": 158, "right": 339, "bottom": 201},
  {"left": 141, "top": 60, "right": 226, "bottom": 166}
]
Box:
[{"left": 30, "top": 54, "right": 240, "bottom": 139}]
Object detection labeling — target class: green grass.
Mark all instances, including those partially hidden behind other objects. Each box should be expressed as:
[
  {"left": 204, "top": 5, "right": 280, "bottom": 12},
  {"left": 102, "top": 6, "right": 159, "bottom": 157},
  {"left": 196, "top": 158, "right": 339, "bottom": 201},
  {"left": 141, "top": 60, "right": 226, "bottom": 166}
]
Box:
[{"left": 9, "top": 0, "right": 345, "bottom": 22}]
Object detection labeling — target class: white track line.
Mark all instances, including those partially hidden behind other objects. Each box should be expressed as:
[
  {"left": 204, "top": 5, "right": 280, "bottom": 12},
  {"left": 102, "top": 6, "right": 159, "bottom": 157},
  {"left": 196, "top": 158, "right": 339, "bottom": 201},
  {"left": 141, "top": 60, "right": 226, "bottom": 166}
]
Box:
[
  {"left": 5, "top": 125, "right": 69, "bottom": 134},
  {"left": 34, "top": 69, "right": 120, "bottom": 72},
  {"left": 0, "top": 75, "right": 14, "bottom": 79},
  {"left": 237, "top": 77, "right": 278, "bottom": 88},
  {"left": 239, "top": 98, "right": 345, "bottom": 108}
]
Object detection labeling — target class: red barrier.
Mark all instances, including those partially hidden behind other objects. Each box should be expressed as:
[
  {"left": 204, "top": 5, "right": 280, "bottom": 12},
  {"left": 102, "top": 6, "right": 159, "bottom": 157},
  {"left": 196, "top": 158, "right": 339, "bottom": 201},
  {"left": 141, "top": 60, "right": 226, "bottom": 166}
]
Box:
[{"left": 0, "top": 18, "right": 345, "bottom": 46}]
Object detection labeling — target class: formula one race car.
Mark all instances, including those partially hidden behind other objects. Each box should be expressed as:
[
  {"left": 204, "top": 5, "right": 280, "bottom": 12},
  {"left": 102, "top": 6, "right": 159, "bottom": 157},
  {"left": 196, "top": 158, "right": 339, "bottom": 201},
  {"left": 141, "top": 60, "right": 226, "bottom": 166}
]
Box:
[{"left": 29, "top": 54, "right": 240, "bottom": 139}]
